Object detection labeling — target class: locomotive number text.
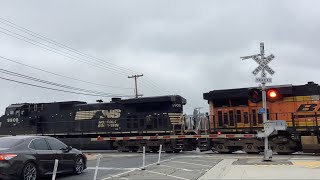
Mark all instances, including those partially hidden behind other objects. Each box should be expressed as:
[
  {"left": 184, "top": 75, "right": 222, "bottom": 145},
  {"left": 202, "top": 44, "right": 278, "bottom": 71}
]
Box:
[{"left": 7, "top": 118, "right": 19, "bottom": 123}]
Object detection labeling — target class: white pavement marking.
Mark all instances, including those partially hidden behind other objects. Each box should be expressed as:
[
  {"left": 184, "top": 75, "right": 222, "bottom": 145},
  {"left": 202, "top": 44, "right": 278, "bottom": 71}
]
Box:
[
  {"left": 291, "top": 158, "right": 320, "bottom": 160},
  {"left": 177, "top": 159, "right": 212, "bottom": 163},
  {"left": 159, "top": 164, "right": 193, "bottom": 172},
  {"left": 144, "top": 157, "right": 176, "bottom": 168},
  {"left": 145, "top": 170, "right": 191, "bottom": 180},
  {"left": 101, "top": 169, "right": 136, "bottom": 180},
  {"left": 87, "top": 167, "right": 139, "bottom": 170},
  {"left": 170, "top": 160, "right": 212, "bottom": 167},
  {"left": 198, "top": 159, "right": 237, "bottom": 179},
  {"left": 100, "top": 157, "right": 176, "bottom": 180}
]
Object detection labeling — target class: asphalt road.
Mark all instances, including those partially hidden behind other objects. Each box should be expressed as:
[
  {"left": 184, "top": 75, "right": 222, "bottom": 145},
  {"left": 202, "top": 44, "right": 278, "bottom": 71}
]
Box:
[
  {"left": 41, "top": 151, "right": 320, "bottom": 180},
  {"left": 49, "top": 151, "right": 222, "bottom": 180}
]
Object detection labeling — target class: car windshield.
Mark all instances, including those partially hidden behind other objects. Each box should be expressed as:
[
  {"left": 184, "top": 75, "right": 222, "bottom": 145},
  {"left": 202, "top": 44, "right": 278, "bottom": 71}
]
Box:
[{"left": 0, "top": 138, "right": 24, "bottom": 149}]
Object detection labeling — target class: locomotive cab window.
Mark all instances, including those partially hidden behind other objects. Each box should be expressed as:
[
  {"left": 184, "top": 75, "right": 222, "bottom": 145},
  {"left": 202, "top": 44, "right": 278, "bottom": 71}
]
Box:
[
  {"left": 9, "top": 110, "right": 14, "bottom": 115},
  {"left": 21, "top": 110, "right": 26, "bottom": 116},
  {"left": 15, "top": 110, "right": 20, "bottom": 116},
  {"left": 5, "top": 108, "right": 14, "bottom": 116}
]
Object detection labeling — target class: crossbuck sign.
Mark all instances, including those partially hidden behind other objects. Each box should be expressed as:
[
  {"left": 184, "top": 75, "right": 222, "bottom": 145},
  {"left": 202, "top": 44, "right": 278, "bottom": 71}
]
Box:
[
  {"left": 241, "top": 43, "right": 276, "bottom": 83},
  {"left": 252, "top": 54, "right": 275, "bottom": 76}
]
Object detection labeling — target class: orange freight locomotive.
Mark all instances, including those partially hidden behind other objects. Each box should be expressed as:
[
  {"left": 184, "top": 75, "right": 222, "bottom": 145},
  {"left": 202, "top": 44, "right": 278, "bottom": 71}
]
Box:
[{"left": 203, "top": 81, "right": 320, "bottom": 154}]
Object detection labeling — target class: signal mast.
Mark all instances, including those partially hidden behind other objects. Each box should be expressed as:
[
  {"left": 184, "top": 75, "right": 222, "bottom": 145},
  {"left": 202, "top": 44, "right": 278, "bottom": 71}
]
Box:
[{"left": 241, "top": 43, "right": 277, "bottom": 161}]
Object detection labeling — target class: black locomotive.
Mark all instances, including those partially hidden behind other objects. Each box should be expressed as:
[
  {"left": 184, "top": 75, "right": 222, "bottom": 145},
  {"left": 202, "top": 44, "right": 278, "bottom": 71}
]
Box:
[{"left": 0, "top": 95, "right": 188, "bottom": 152}]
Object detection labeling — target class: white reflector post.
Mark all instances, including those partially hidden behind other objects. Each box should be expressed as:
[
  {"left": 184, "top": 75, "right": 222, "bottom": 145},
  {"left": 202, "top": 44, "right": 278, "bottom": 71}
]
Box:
[
  {"left": 93, "top": 154, "right": 102, "bottom": 180},
  {"left": 141, "top": 146, "right": 146, "bottom": 170},
  {"left": 157, "top": 144, "right": 162, "bottom": 165},
  {"left": 52, "top": 159, "right": 59, "bottom": 180}
]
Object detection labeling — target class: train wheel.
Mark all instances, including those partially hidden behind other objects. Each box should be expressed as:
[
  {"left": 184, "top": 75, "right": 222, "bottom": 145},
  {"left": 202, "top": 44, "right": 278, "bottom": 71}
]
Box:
[
  {"left": 274, "top": 144, "right": 293, "bottom": 155},
  {"left": 214, "top": 144, "right": 232, "bottom": 153},
  {"left": 244, "top": 144, "right": 260, "bottom": 154}
]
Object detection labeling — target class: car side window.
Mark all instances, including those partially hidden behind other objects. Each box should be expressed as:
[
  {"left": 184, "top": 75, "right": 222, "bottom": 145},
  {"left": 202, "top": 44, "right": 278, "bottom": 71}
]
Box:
[
  {"left": 32, "top": 138, "right": 49, "bottom": 150},
  {"left": 29, "top": 141, "right": 35, "bottom": 149},
  {"left": 46, "top": 138, "right": 67, "bottom": 150}
]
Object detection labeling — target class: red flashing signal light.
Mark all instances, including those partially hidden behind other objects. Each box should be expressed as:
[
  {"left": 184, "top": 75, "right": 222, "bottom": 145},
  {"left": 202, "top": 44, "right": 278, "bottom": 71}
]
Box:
[
  {"left": 266, "top": 88, "right": 282, "bottom": 102},
  {"left": 267, "top": 89, "right": 278, "bottom": 98}
]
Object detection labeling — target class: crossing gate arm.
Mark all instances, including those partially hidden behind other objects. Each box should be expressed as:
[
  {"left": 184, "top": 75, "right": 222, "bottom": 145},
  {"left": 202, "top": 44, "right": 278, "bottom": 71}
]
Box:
[{"left": 91, "top": 134, "right": 257, "bottom": 141}]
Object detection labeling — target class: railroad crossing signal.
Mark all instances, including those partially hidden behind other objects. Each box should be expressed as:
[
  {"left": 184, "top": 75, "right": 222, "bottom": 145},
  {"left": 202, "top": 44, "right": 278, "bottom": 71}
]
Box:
[
  {"left": 241, "top": 43, "right": 276, "bottom": 82},
  {"left": 252, "top": 54, "right": 275, "bottom": 76},
  {"left": 241, "top": 42, "right": 276, "bottom": 161}
]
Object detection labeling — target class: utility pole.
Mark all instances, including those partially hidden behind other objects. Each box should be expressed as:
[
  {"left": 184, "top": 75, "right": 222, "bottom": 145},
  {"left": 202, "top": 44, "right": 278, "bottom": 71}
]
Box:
[{"left": 128, "top": 74, "right": 143, "bottom": 98}]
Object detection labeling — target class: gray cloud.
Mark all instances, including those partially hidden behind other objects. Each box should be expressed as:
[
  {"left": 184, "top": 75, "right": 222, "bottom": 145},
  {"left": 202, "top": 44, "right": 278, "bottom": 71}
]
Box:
[{"left": 0, "top": 0, "right": 320, "bottom": 114}]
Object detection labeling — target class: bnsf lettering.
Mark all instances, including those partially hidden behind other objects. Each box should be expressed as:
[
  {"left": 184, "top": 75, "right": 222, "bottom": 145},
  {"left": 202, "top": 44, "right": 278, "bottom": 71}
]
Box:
[
  {"left": 101, "top": 109, "right": 121, "bottom": 118},
  {"left": 296, "top": 104, "right": 320, "bottom": 112}
]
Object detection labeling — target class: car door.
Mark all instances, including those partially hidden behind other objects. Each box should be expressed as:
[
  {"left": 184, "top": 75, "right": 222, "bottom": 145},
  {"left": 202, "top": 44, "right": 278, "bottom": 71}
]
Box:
[
  {"left": 30, "top": 138, "right": 56, "bottom": 175},
  {"left": 45, "top": 138, "right": 75, "bottom": 172}
]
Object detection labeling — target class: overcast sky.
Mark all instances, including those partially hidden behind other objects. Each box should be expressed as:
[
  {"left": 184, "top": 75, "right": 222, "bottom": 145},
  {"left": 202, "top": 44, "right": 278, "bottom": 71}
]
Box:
[{"left": 0, "top": 0, "right": 319, "bottom": 114}]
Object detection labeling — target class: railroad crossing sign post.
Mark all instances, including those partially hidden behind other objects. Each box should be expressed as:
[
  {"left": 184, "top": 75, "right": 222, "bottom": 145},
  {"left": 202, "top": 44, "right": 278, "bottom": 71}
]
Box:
[{"left": 241, "top": 42, "right": 275, "bottom": 161}]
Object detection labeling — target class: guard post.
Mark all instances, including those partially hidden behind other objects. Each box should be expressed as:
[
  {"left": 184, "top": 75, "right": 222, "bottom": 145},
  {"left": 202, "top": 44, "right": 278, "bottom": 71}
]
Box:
[
  {"left": 141, "top": 146, "right": 146, "bottom": 170},
  {"left": 157, "top": 144, "right": 162, "bottom": 165},
  {"left": 93, "top": 154, "right": 102, "bottom": 180},
  {"left": 52, "top": 159, "right": 59, "bottom": 180}
]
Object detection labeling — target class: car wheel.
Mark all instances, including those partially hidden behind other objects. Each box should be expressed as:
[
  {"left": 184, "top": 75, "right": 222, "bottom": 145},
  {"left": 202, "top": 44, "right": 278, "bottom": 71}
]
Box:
[
  {"left": 73, "top": 156, "right": 84, "bottom": 175},
  {"left": 22, "top": 162, "right": 37, "bottom": 180}
]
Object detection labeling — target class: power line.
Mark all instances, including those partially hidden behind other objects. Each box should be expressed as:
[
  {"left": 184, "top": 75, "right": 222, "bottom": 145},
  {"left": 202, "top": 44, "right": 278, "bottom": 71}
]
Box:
[
  {"left": 144, "top": 76, "right": 171, "bottom": 93},
  {"left": 0, "top": 55, "right": 133, "bottom": 90},
  {"left": 0, "top": 28, "right": 170, "bottom": 95},
  {"left": 139, "top": 80, "right": 164, "bottom": 95},
  {"left": 0, "top": 17, "right": 141, "bottom": 75},
  {"left": 0, "top": 76, "right": 132, "bottom": 98},
  {"left": 0, "top": 27, "right": 130, "bottom": 76},
  {"left": 0, "top": 69, "right": 130, "bottom": 97},
  {"left": 0, "top": 18, "right": 171, "bottom": 95}
]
